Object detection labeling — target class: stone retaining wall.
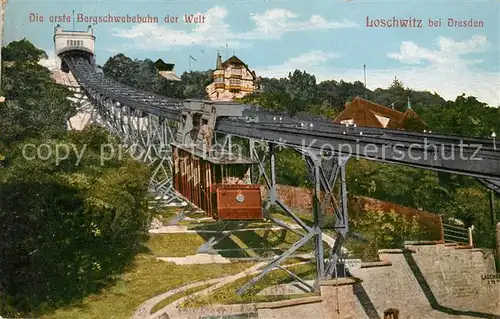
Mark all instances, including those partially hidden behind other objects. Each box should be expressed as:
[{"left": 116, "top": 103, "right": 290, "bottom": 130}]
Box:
[
  {"left": 255, "top": 244, "right": 500, "bottom": 318},
  {"left": 174, "top": 244, "right": 499, "bottom": 318}
]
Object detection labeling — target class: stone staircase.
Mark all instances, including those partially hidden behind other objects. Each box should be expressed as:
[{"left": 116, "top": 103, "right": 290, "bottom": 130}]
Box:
[{"left": 52, "top": 70, "right": 80, "bottom": 87}]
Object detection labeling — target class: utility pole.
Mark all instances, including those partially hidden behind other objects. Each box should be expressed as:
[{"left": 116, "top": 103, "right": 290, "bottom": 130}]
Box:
[
  {"left": 363, "top": 64, "right": 367, "bottom": 99},
  {"left": 363, "top": 64, "right": 366, "bottom": 88}
]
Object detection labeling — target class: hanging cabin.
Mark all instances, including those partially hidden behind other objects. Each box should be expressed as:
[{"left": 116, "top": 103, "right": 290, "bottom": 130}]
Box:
[{"left": 172, "top": 145, "right": 263, "bottom": 220}]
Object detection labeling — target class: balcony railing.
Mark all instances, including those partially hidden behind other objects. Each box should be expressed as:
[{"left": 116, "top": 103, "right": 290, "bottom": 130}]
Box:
[{"left": 442, "top": 222, "right": 473, "bottom": 246}]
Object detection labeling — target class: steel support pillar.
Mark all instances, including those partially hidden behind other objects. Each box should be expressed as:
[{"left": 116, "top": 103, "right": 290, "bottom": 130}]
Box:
[
  {"left": 236, "top": 146, "right": 351, "bottom": 296},
  {"left": 81, "top": 87, "right": 182, "bottom": 207},
  {"left": 302, "top": 150, "right": 350, "bottom": 283},
  {"left": 167, "top": 204, "right": 198, "bottom": 225},
  {"left": 324, "top": 155, "right": 350, "bottom": 279},
  {"left": 197, "top": 221, "right": 251, "bottom": 254},
  {"left": 251, "top": 142, "right": 308, "bottom": 236}
]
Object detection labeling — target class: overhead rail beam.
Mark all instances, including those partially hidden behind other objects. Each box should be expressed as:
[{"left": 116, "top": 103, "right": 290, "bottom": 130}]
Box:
[{"left": 63, "top": 55, "right": 500, "bottom": 182}]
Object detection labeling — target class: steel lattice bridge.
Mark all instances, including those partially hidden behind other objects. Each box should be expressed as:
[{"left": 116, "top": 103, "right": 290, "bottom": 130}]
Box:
[{"left": 54, "top": 26, "right": 500, "bottom": 295}]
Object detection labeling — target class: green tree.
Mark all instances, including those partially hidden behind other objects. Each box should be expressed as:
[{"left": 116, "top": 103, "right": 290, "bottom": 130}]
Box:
[
  {"left": 1, "top": 41, "right": 75, "bottom": 145},
  {"left": 285, "top": 70, "right": 318, "bottom": 115},
  {"left": 239, "top": 91, "right": 291, "bottom": 113},
  {"left": 403, "top": 116, "right": 429, "bottom": 132},
  {"left": 274, "top": 148, "right": 310, "bottom": 187},
  {"left": 103, "top": 54, "right": 159, "bottom": 91},
  {"left": 347, "top": 210, "right": 422, "bottom": 261},
  {"left": 0, "top": 40, "right": 151, "bottom": 317},
  {"left": 441, "top": 187, "right": 496, "bottom": 248},
  {"left": 103, "top": 53, "right": 212, "bottom": 99},
  {"left": 2, "top": 38, "right": 48, "bottom": 63},
  {"left": 180, "top": 70, "right": 213, "bottom": 99},
  {"left": 259, "top": 77, "right": 288, "bottom": 93},
  {"left": 0, "top": 126, "right": 150, "bottom": 315},
  {"left": 383, "top": 77, "right": 409, "bottom": 112},
  {"left": 415, "top": 94, "right": 498, "bottom": 138}
]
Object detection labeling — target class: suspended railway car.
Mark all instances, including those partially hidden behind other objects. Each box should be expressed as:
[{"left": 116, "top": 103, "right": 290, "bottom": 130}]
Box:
[{"left": 172, "top": 144, "right": 263, "bottom": 221}]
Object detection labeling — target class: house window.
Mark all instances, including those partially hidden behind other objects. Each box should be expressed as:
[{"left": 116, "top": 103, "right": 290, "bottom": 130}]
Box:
[
  {"left": 229, "top": 79, "right": 240, "bottom": 86},
  {"left": 231, "top": 68, "right": 241, "bottom": 76},
  {"left": 215, "top": 77, "right": 224, "bottom": 84}
]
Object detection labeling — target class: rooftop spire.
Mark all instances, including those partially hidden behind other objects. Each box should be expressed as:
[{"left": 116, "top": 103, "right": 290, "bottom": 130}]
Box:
[{"left": 216, "top": 51, "right": 223, "bottom": 70}]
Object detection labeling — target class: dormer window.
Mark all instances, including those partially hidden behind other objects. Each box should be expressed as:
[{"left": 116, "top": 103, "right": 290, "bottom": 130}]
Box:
[
  {"left": 340, "top": 119, "right": 354, "bottom": 125},
  {"left": 374, "top": 114, "right": 390, "bottom": 128}
]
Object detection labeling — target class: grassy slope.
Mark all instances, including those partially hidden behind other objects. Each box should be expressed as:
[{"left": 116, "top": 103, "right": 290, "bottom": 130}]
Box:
[
  {"left": 44, "top": 207, "right": 335, "bottom": 318},
  {"left": 43, "top": 254, "right": 254, "bottom": 319}
]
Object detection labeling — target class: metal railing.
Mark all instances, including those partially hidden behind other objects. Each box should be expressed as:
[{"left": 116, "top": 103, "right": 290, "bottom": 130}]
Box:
[{"left": 442, "top": 222, "right": 473, "bottom": 246}]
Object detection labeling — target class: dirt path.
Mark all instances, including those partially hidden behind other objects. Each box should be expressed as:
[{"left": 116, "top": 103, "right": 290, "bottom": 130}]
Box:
[
  {"left": 146, "top": 261, "right": 312, "bottom": 319},
  {"left": 132, "top": 277, "right": 222, "bottom": 319},
  {"left": 133, "top": 261, "right": 267, "bottom": 319}
]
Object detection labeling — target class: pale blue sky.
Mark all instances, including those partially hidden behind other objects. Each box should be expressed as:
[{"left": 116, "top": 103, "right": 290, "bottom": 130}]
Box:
[{"left": 4, "top": 0, "right": 500, "bottom": 105}]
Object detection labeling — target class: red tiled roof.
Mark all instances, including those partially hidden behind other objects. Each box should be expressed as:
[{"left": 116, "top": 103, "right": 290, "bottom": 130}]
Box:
[
  {"left": 333, "top": 97, "right": 428, "bottom": 129},
  {"left": 221, "top": 55, "right": 256, "bottom": 80},
  {"left": 222, "top": 55, "right": 246, "bottom": 67}
]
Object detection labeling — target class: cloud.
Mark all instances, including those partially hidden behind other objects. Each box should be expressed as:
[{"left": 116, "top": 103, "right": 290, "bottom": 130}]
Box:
[
  {"left": 246, "top": 9, "right": 356, "bottom": 39},
  {"left": 111, "top": 7, "right": 357, "bottom": 51},
  {"left": 387, "top": 35, "right": 489, "bottom": 70},
  {"left": 255, "top": 42, "right": 499, "bottom": 107},
  {"left": 259, "top": 50, "right": 340, "bottom": 77}
]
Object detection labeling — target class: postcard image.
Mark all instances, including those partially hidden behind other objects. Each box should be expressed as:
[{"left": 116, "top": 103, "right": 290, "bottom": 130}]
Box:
[{"left": 1, "top": 0, "right": 499, "bottom": 318}]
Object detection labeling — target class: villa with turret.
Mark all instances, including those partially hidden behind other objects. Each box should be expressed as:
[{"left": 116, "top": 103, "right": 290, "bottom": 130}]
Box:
[{"left": 206, "top": 53, "right": 257, "bottom": 101}]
